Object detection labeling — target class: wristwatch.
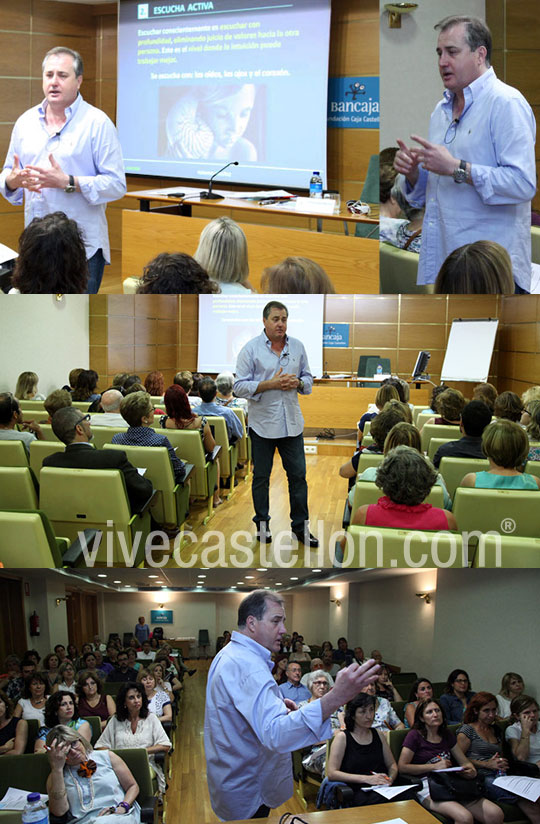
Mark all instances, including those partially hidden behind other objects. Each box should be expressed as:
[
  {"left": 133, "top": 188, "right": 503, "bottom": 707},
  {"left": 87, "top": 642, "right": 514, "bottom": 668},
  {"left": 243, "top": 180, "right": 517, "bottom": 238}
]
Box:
[
  {"left": 297, "top": 379, "right": 304, "bottom": 392},
  {"left": 452, "top": 160, "right": 468, "bottom": 184},
  {"left": 64, "top": 174, "right": 76, "bottom": 193}
]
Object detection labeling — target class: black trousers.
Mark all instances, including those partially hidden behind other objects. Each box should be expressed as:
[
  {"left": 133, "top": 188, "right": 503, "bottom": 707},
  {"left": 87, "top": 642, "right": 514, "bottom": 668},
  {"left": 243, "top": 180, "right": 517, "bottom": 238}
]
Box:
[
  {"left": 251, "top": 805, "right": 270, "bottom": 819},
  {"left": 249, "top": 429, "right": 309, "bottom": 532}
]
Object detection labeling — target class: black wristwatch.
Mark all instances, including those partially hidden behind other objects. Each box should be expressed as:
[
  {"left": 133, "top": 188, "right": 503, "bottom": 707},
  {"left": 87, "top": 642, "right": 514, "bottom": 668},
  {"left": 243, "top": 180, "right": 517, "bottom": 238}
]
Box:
[
  {"left": 297, "top": 379, "right": 304, "bottom": 392},
  {"left": 64, "top": 174, "right": 76, "bottom": 193},
  {"left": 452, "top": 160, "right": 468, "bottom": 184}
]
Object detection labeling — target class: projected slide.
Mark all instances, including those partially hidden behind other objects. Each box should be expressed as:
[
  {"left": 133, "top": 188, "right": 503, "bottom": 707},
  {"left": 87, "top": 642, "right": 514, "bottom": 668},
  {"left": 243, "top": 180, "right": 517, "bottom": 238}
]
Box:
[
  {"left": 117, "top": 0, "right": 330, "bottom": 189},
  {"left": 197, "top": 294, "right": 324, "bottom": 375}
]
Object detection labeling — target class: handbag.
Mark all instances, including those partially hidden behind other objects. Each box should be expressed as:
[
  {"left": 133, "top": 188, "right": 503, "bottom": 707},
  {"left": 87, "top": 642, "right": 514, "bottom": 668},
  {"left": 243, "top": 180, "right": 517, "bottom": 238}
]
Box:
[{"left": 428, "top": 771, "right": 484, "bottom": 802}]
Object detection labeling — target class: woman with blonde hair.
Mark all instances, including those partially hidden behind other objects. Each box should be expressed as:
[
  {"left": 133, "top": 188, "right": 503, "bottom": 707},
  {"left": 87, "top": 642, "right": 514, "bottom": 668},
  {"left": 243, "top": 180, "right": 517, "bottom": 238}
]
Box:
[
  {"left": 261, "top": 256, "right": 336, "bottom": 294},
  {"left": 434, "top": 240, "right": 514, "bottom": 294},
  {"left": 15, "top": 371, "right": 44, "bottom": 400},
  {"left": 496, "top": 672, "right": 524, "bottom": 720},
  {"left": 461, "top": 419, "right": 540, "bottom": 489},
  {"left": 194, "top": 216, "right": 254, "bottom": 293}
]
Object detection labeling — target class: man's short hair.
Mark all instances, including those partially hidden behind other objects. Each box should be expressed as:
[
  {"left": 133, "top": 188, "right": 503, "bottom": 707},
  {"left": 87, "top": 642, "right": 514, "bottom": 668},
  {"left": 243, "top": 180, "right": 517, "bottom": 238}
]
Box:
[
  {"left": 434, "top": 16, "right": 492, "bottom": 66},
  {"left": 173, "top": 371, "right": 193, "bottom": 392},
  {"left": 460, "top": 400, "right": 492, "bottom": 437},
  {"left": 51, "top": 406, "right": 87, "bottom": 445},
  {"left": 216, "top": 372, "right": 234, "bottom": 395},
  {"left": 44, "top": 389, "right": 72, "bottom": 418},
  {"left": 0, "top": 393, "right": 20, "bottom": 425},
  {"left": 263, "top": 301, "right": 288, "bottom": 320},
  {"left": 43, "top": 47, "right": 84, "bottom": 77},
  {"left": 100, "top": 389, "right": 123, "bottom": 413},
  {"left": 120, "top": 391, "right": 153, "bottom": 427},
  {"left": 237, "top": 590, "right": 284, "bottom": 627},
  {"left": 199, "top": 377, "right": 217, "bottom": 404}
]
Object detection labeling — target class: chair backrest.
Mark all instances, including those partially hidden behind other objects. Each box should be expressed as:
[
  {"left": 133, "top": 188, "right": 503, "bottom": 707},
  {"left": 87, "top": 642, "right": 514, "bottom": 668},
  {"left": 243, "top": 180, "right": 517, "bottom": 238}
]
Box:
[
  {"left": 343, "top": 525, "right": 465, "bottom": 568},
  {"left": 357, "top": 451, "right": 384, "bottom": 473},
  {"left": 0, "top": 466, "right": 38, "bottom": 509},
  {"left": 205, "top": 416, "right": 233, "bottom": 478},
  {"left": 363, "top": 357, "right": 391, "bottom": 378},
  {"left": 0, "top": 752, "right": 51, "bottom": 797},
  {"left": 0, "top": 439, "right": 29, "bottom": 466},
  {"left": 428, "top": 437, "right": 458, "bottom": 462},
  {"left": 421, "top": 423, "right": 462, "bottom": 454},
  {"left": 388, "top": 727, "right": 410, "bottom": 763},
  {"left": 453, "top": 488, "right": 540, "bottom": 539},
  {"left": 391, "top": 700, "right": 407, "bottom": 721},
  {"left": 29, "top": 439, "right": 66, "bottom": 476},
  {"left": 232, "top": 407, "right": 249, "bottom": 462},
  {"left": 432, "top": 681, "right": 446, "bottom": 699},
  {"left": 104, "top": 444, "right": 175, "bottom": 525},
  {"left": 198, "top": 629, "right": 210, "bottom": 645},
  {"left": 362, "top": 434, "right": 374, "bottom": 448},
  {"left": 416, "top": 412, "right": 436, "bottom": 431},
  {"left": 392, "top": 672, "right": 418, "bottom": 685},
  {"left": 379, "top": 242, "right": 433, "bottom": 294},
  {"left": 80, "top": 715, "right": 102, "bottom": 745},
  {"left": 0, "top": 509, "right": 65, "bottom": 568},
  {"left": 363, "top": 421, "right": 371, "bottom": 435},
  {"left": 91, "top": 426, "right": 128, "bottom": 449},
  {"left": 438, "top": 457, "right": 490, "bottom": 499},
  {"left": 351, "top": 480, "right": 444, "bottom": 513},
  {"left": 160, "top": 429, "right": 210, "bottom": 497},
  {"left": 412, "top": 406, "right": 427, "bottom": 425},
  {"left": 471, "top": 533, "right": 540, "bottom": 568},
  {"left": 525, "top": 460, "right": 540, "bottom": 481},
  {"left": 25, "top": 718, "right": 40, "bottom": 753},
  {"left": 38, "top": 424, "right": 61, "bottom": 442}
]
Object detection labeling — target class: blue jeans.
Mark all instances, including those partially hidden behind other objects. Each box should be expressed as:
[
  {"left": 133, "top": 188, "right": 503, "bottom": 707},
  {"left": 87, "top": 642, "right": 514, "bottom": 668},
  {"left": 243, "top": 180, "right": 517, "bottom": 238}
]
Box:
[
  {"left": 482, "top": 773, "right": 518, "bottom": 804},
  {"left": 249, "top": 429, "right": 308, "bottom": 532},
  {"left": 87, "top": 248, "right": 106, "bottom": 294}
]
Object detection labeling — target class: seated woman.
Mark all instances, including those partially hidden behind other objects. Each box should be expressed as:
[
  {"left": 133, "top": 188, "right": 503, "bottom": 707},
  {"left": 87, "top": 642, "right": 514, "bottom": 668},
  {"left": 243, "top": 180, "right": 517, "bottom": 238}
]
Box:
[
  {"left": 261, "top": 256, "right": 336, "bottom": 294},
  {"left": 340, "top": 403, "right": 410, "bottom": 491},
  {"left": 144, "top": 371, "right": 164, "bottom": 400},
  {"left": 405, "top": 678, "right": 434, "bottom": 729},
  {"left": 422, "top": 388, "right": 466, "bottom": 429},
  {"left": 461, "top": 419, "right": 540, "bottom": 490},
  {"left": 160, "top": 384, "right": 221, "bottom": 506},
  {"left": 43, "top": 652, "right": 62, "bottom": 691},
  {"left": 194, "top": 216, "right": 255, "bottom": 294},
  {"left": 76, "top": 670, "right": 116, "bottom": 731},
  {"left": 353, "top": 422, "right": 452, "bottom": 510},
  {"left": 398, "top": 699, "right": 503, "bottom": 824},
  {"left": 111, "top": 391, "right": 186, "bottom": 484},
  {"left": 35, "top": 691, "right": 91, "bottom": 753},
  {"left": 72, "top": 370, "right": 101, "bottom": 405},
  {"left": 439, "top": 669, "right": 476, "bottom": 724},
  {"left": 420, "top": 384, "right": 448, "bottom": 416},
  {"left": 127, "top": 649, "right": 142, "bottom": 675},
  {"left": 148, "top": 663, "right": 176, "bottom": 702},
  {"left": 457, "top": 692, "right": 530, "bottom": 814},
  {"left": 136, "top": 252, "right": 219, "bottom": 294},
  {"left": 53, "top": 661, "right": 78, "bottom": 694},
  {"left": 494, "top": 391, "right": 523, "bottom": 423},
  {"left": 288, "top": 641, "right": 311, "bottom": 664},
  {"left": 0, "top": 689, "right": 28, "bottom": 756},
  {"left": 375, "top": 666, "right": 402, "bottom": 702},
  {"left": 472, "top": 384, "right": 498, "bottom": 413},
  {"left": 506, "top": 695, "right": 540, "bottom": 770},
  {"left": 46, "top": 725, "right": 141, "bottom": 824},
  {"left": 360, "top": 683, "right": 404, "bottom": 731},
  {"left": 496, "top": 672, "right": 525, "bottom": 720},
  {"left": 13, "top": 673, "right": 49, "bottom": 725},
  {"left": 271, "top": 654, "right": 289, "bottom": 686},
  {"left": 524, "top": 401, "right": 540, "bottom": 461},
  {"left": 9, "top": 212, "right": 88, "bottom": 294},
  {"left": 15, "top": 371, "right": 45, "bottom": 401},
  {"left": 434, "top": 240, "right": 514, "bottom": 294},
  {"left": 95, "top": 682, "right": 171, "bottom": 794},
  {"left": 379, "top": 163, "right": 423, "bottom": 254},
  {"left": 352, "top": 445, "right": 457, "bottom": 531},
  {"left": 357, "top": 384, "right": 400, "bottom": 446},
  {"left": 136, "top": 669, "right": 172, "bottom": 724},
  {"left": 327, "top": 693, "right": 400, "bottom": 806}
]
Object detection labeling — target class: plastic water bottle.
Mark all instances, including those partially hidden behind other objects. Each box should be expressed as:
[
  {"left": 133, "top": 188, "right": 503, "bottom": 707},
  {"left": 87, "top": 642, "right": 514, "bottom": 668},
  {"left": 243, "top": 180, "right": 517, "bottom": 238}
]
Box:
[
  {"left": 309, "top": 171, "right": 323, "bottom": 198},
  {"left": 22, "top": 794, "right": 48, "bottom": 824},
  {"left": 376, "top": 364, "right": 383, "bottom": 375}
]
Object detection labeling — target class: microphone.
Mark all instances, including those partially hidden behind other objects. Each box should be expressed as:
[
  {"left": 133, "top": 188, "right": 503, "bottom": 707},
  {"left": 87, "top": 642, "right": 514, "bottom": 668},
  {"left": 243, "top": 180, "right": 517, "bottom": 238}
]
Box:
[{"left": 200, "top": 161, "right": 239, "bottom": 200}]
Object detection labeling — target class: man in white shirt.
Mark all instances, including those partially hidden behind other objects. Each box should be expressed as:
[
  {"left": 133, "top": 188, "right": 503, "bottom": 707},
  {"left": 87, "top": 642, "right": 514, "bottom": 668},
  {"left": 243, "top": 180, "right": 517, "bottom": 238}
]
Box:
[{"left": 90, "top": 389, "right": 125, "bottom": 427}]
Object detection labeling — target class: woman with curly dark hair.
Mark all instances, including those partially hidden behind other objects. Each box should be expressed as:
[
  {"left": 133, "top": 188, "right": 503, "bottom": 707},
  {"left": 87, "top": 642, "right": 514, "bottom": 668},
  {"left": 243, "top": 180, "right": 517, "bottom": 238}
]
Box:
[
  {"left": 10, "top": 212, "right": 88, "bottom": 294},
  {"left": 72, "top": 370, "right": 100, "bottom": 403},
  {"left": 136, "top": 252, "right": 219, "bottom": 294},
  {"left": 34, "top": 691, "right": 91, "bottom": 753}
]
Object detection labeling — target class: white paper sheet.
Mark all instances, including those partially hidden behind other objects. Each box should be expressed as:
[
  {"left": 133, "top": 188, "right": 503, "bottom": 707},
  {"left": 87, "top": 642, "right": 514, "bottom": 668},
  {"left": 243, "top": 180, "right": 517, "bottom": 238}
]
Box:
[
  {"left": 493, "top": 775, "right": 540, "bottom": 802},
  {"left": 0, "top": 788, "right": 49, "bottom": 810}
]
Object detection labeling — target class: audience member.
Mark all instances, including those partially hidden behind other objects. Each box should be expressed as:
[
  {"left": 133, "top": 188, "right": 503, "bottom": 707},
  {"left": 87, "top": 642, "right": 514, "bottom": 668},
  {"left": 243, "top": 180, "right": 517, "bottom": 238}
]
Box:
[
  {"left": 134, "top": 616, "right": 150, "bottom": 645},
  {"left": 379, "top": 162, "right": 423, "bottom": 253},
  {"left": 333, "top": 638, "right": 354, "bottom": 666},
  {"left": 494, "top": 391, "right": 523, "bottom": 422},
  {"left": 340, "top": 403, "right": 410, "bottom": 489},
  {"left": 357, "top": 384, "right": 399, "bottom": 443},
  {"left": 321, "top": 651, "right": 341, "bottom": 678},
  {"left": 137, "top": 641, "right": 155, "bottom": 661},
  {"left": 107, "top": 650, "right": 139, "bottom": 683},
  {"left": 404, "top": 678, "right": 434, "bottom": 729},
  {"left": 424, "top": 388, "right": 466, "bottom": 428},
  {"left": 13, "top": 673, "right": 49, "bottom": 724},
  {"left": 261, "top": 256, "right": 336, "bottom": 294},
  {"left": 375, "top": 667, "right": 402, "bottom": 702},
  {"left": 9, "top": 212, "right": 88, "bottom": 294},
  {"left": 506, "top": 695, "right": 540, "bottom": 769},
  {"left": 15, "top": 371, "right": 44, "bottom": 400},
  {"left": 42, "top": 653, "right": 62, "bottom": 690},
  {"left": 0, "top": 392, "right": 43, "bottom": 453},
  {"left": 76, "top": 670, "right": 116, "bottom": 730},
  {"left": 433, "top": 400, "right": 492, "bottom": 468},
  {"left": 352, "top": 446, "right": 457, "bottom": 531},
  {"left": 196, "top": 377, "right": 243, "bottom": 443},
  {"left": 0, "top": 689, "right": 28, "bottom": 756},
  {"left": 89, "top": 388, "right": 125, "bottom": 426},
  {"left": 43, "top": 389, "right": 72, "bottom": 423},
  {"left": 215, "top": 372, "right": 248, "bottom": 413},
  {"left": 279, "top": 663, "right": 311, "bottom": 702},
  {"left": 137, "top": 669, "right": 172, "bottom": 723},
  {"left": 461, "top": 419, "right": 540, "bottom": 489},
  {"left": 434, "top": 241, "right": 514, "bottom": 294},
  {"left": 496, "top": 672, "right": 524, "bottom": 720},
  {"left": 272, "top": 654, "right": 289, "bottom": 685},
  {"left": 144, "top": 371, "right": 164, "bottom": 397},
  {"left": 34, "top": 691, "right": 91, "bottom": 753},
  {"left": 53, "top": 661, "right": 77, "bottom": 695},
  {"left": 472, "top": 383, "right": 498, "bottom": 412},
  {"left": 63, "top": 369, "right": 84, "bottom": 394},
  {"left": 136, "top": 252, "right": 219, "bottom": 294},
  {"left": 112, "top": 391, "right": 186, "bottom": 483},
  {"left": 43, "top": 407, "right": 154, "bottom": 513},
  {"left": 439, "top": 669, "right": 476, "bottom": 723},
  {"left": 194, "top": 216, "right": 254, "bottom": 294},
  {"left": 525, "top": 400, "right": 540, "bottom": 461},
  {"left": 360, "top": 682, "right": 404, "bottom": 731},
  {"left": 300, "top": 659, "right": 334, "bottom": 688},
  {"left": 420, "top": 384, "right": 448, "bottom": 415},
  {"left": 72, "top": 369, "right": 100, "bottom": 403},
  {"left": 149, "top": 662, "right": 177, "bottom": 700},
  {"left": 0, "top": 657, "right": 24, "bottom": 704}
]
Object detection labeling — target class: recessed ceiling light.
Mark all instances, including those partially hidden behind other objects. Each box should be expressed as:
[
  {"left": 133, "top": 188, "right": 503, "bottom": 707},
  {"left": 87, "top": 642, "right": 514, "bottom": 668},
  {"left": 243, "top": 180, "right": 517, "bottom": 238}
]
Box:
[
  {"left": 113, "top": 580, "right": 122, "bottom": 584},
  {"left": 237, "top": 581, "right": 243, "bottom": 585},
  {"left": 256, "top": 568, "right": 267, "bottom": 572},
  {"left": 148, "top": 575, "right": 159, "bottom": 579},
  {"left": 97, "top": 574, "right": 107, "bottom": 578},
  {"left": 245, "top": 575, "right": 255, "bottom": 579},
  {"left": 290, "top": 577, "right": 298, "bottom": 581},
  {"left": 197, "top": 574, "right": 206, "bottom": 578},
  {"left": 312, "top": 569, "right": 321, "bottom": 573},
  {"left": 200, "top": 567, "right": 210, "bottom": 570},
  {"left": 264, "top": 586, "right": 270, "bottom": 590},
  {"left": 275, "top": 582, "right": 283, "bottom": 586}
]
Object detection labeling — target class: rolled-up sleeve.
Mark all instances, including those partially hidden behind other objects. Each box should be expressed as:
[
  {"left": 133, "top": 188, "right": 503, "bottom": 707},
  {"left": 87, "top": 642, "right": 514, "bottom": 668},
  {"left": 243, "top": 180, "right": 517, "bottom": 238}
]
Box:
[{"left": 77, "top": 117, "right": 127, "bottom": 206}]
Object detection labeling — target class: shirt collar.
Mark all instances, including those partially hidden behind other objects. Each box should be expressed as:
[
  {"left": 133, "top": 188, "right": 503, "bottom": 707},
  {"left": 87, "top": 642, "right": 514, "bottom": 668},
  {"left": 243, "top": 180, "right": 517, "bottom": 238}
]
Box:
[
  {"left": 39, "top": 92, "right": 83, "bottom": 122},
  {"left": 231, "top": 630, "right": 274, "bottom": 671},
  {"left": 262, "top": 330, "right": 289, "bottom": 350},
  {"left": 443, "top": 66, "right": 495, "bottom": 109}
]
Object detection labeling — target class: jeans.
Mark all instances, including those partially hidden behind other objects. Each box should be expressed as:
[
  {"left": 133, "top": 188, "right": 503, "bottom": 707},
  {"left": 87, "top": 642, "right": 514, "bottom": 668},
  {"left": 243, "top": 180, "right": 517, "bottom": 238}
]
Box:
[
  {"left": 87, "top": 248, "right": 106, "bottom": 294},
  {"left": 249, "top": 428, "right": 308, "bottom": 532}
]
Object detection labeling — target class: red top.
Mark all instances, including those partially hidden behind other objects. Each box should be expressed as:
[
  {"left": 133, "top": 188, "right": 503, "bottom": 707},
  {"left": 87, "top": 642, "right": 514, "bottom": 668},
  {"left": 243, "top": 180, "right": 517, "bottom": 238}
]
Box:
[
  {"left": 364, "top": 496, "right": 450, "bottom": 530},
  {"left": 77, "top": 692, "right": 110, "bottom": 723}
]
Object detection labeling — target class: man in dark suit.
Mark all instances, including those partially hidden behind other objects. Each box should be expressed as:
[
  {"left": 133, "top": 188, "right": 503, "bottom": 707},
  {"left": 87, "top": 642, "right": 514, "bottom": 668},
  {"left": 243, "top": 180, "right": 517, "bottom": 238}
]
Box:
[
  {"left": 433, "top": 400, "right": 492, "bottom": 469},
  {"left": 43, "top": 406, "right": 153, "bottom": 513}
]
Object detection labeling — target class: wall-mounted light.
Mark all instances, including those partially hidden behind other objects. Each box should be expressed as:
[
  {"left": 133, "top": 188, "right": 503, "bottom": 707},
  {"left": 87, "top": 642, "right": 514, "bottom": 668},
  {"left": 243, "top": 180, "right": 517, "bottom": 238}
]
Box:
[
  {"left": 384, "top": 3, "right": 418, "bottom": 28},
  {"left": 55, "top": 597, "right": 67, "bottom": 607},
  {"left": 330, "top": 599, "right": 342, "bottom": 607},
  {"left": 416, "top": 592, "right": 432, "bottom": 604}
]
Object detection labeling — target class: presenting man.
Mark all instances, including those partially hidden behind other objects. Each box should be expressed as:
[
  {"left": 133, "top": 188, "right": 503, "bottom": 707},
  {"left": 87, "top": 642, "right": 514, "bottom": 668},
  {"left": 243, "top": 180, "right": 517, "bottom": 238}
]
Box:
[
  {"left": 0, "top": 47, "right": 126, "bottom": 293},
  {"left": 395, "top": 16, "right": 536, "bottom": 292},
  {"left": 204, "top": 590, "right": 379, "bottom": 821},
  {"left": 233, "top": 301, "right": 317, "bottom": 546}
]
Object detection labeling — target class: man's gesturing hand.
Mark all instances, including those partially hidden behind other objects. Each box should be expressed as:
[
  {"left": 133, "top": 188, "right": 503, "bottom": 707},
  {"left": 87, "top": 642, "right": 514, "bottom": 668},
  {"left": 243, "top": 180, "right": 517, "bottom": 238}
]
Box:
[
  {"left": 394, "top": 139, "right": 421, "bottom": 186},
  {"left": 24, "top": 154, "right": 71, "bottom": 191},
  {"left": 411, "top": 135, "right": 457, "bottom": 177}
]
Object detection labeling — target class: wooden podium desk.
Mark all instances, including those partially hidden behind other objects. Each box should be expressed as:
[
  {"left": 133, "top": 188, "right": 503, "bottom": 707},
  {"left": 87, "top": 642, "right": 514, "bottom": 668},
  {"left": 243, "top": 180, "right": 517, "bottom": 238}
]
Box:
[
  {"left": 227, "top": 800, "right": 441, "bottom": 824},
  {"left": 122, "top": 209, "right": 379, "bottom": 293},
  {"left": 298, "top": 383, "right": 430, "bottom": 430}
]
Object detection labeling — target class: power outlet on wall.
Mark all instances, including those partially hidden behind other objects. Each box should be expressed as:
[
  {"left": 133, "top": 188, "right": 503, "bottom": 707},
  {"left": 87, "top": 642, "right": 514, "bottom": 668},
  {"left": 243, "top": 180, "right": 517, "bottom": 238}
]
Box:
[{"left": 304, "top": 444, "right": 318, "bottom": 454}]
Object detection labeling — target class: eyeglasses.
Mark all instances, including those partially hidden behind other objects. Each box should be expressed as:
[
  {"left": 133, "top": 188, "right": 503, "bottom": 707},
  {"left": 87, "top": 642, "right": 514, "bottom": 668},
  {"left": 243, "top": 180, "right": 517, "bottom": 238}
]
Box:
[
  {"left": 75, "top": 414, "right": 91, "bottom": 428},
  {"left": 444, "top": 118, "right": 460, "bottom": 144},
  {"left": 313, "top": 680, "right": 329, "bottom": 687}
]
